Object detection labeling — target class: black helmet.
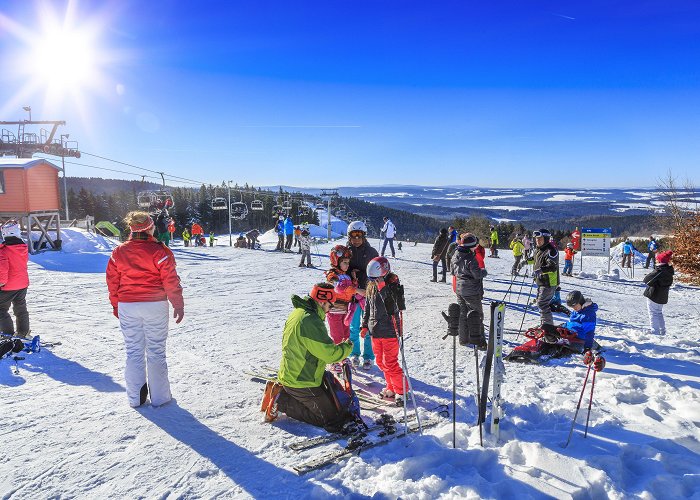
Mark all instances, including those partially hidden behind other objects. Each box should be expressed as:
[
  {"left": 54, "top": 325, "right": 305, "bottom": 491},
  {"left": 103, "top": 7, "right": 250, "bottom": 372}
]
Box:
[
  {"left": 534, "top": 228, "right": 551, "bottom": 243},
  {"left": 566, "top": 290, "right": 585, "bottom": 307}
]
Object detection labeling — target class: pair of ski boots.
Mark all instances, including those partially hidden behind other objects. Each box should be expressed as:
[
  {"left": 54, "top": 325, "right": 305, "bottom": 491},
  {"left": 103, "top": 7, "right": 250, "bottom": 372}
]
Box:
[
  {"left": 261, "top": 381, "right": 283, "bottom": 422},
  {"left": 350, "top": 355, "right": 372, "bottom": 371}
]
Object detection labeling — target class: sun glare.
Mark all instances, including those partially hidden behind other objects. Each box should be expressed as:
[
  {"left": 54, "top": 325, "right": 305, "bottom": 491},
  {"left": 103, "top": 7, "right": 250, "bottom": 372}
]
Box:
[{"left": 29, "top": 29, "right": 98, "bottom": 92}]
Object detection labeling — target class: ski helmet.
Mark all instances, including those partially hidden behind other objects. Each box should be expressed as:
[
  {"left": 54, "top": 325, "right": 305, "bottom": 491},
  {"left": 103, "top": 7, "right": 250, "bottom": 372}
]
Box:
[
  {"left": 1, "top": 220, "right": 21, "bottom": 239},
  {"left": 566, "top": 290, "right": 585, "bottom": 307},
  {"left": 347, "top": 220, "right": 367, "bottom": 236},
  {"left": 533, "top": 229, "right": 551, "bottom": 243},
  {"left": 310, "top": 282, "right": 336, "bottom": 304},
  {"left": 367, "top": 256, "right": 391, "bottom": 279},
  {"left": 566, "top": 242, "right": 574, "bottom": 249},
  {"left": 330, "top": 245, "right": 352, "bottom": 267},
  {"left": 460, "top": 232, "right": 478, "bottom": 248}
]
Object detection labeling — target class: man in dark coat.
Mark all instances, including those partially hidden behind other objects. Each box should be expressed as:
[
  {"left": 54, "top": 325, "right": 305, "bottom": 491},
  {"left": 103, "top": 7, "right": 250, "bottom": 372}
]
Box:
[{"left": 431, "top": 228, "right": 450, "bottom": 282}]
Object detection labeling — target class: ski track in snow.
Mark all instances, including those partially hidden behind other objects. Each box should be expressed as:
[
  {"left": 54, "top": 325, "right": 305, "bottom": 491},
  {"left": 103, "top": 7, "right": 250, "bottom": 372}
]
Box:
[{"left": 1, "top": 229, "right": 699, "bottom": 499}]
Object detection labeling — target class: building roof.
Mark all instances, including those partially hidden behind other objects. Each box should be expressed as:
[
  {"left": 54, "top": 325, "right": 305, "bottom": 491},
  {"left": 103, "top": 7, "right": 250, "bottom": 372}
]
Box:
[{"left": 0, "top": 158, "right": 61, "bottom": 170}]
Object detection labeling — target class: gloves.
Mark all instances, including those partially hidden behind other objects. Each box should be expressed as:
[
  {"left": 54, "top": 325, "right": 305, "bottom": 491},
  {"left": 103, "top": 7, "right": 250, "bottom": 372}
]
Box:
[
  {"left": 360, "top": 327, "right": 369, "bottom": 338},
  {"left": 583, "top": 350, "right": 594, "bottom": 366},
  {"left": 593, "top": 355, "right": 606, "bottom": 372},
  {"left": 113, "top": 307, "right": 119, "bottom": 319},
  {"left": 173, "top": 308, "right": 185, "bottom": 324}
]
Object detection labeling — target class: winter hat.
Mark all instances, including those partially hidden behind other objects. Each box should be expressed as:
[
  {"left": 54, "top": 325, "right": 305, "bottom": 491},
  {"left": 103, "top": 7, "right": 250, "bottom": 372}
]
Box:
[
  {"left": 124, "top": 211, "right": 154, "bottom": 233},
  {"left": 656, "top": 250, "right": 673, "bottom": 264},
  {"left": 1, "top": 220, "right": 21, "bottom": 239},
  {"left": 460, "top": 232, "right": 478, "bottom": 248}
]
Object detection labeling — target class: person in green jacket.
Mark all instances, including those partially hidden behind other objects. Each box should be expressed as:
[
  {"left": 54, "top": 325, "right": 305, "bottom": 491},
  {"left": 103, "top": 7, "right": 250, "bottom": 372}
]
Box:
[
  {"left": 263, "top": 283, "right": 354, "bottom": 431},
  {"left": 182, "top": 228, "right": 191, "bottom": 247},
  {"left": 509, "top": 234, "right": 525, "bottom": 276},
  {"left": 489, "top": 226, "right": 499, "bottom": 257}
]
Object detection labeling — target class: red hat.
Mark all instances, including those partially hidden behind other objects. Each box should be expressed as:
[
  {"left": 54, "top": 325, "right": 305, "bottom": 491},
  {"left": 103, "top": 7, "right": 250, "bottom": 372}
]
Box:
[
  {"left": 129, "top": 215, "right": 154, "bottom": 232},
  {"left": 656, "top": 250, "right": 673, "bottom": 264}
]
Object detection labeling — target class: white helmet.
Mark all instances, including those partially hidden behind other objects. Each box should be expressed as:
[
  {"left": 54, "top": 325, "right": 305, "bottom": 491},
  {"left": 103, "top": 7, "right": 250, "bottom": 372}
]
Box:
[
  {"left": 367, "top": 256, "right": 390, "bottom": 279},
  {"left": 347, "top": 220, "right": 367, "bottom": 236},
  {"left": 1, "top": 220, "right": 21, "bottom": 239}
]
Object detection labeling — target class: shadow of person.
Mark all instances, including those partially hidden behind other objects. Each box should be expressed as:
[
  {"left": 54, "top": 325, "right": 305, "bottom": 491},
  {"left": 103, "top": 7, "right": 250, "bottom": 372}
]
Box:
[
  {"left": 138, "top": 400, "right": 368, "bottom": 497},
  {"left": 17, "top": 349, "right": 124, "bottom": 393}
]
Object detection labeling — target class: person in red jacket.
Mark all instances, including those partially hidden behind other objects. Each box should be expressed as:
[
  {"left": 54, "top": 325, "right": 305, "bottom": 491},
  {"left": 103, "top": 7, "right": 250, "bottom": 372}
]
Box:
[
  {"left": 106, "top": 211, "right": 184, "bottom": 408},
  {"left": 191, "top": 223, "right": 204, "bottom": 247},
  {"left": 0, "top": 221, "right": 30, "bottom": 338}
]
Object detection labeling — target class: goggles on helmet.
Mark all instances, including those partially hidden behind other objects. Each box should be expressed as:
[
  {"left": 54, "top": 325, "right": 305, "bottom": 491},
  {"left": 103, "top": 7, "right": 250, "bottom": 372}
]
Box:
[
  {"left": 349, "top": 231, "right": 364, "bottom": 239},
  {"left": 533, "top": 230, "right": 551, "bottom": 238}
]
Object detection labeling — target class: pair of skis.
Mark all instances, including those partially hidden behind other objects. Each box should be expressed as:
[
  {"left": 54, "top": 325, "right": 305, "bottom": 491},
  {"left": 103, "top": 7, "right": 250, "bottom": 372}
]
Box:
[{"left": 476, "top": 301, "right": 506, "bottom": 444}]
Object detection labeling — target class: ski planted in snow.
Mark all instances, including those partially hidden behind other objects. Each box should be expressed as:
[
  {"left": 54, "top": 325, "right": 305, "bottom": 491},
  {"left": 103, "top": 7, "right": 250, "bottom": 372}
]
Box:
[
  {"left": 478, "top": 303, "right": 497, "bottom": 425},
  {"left": 490, "top": 302, "right": 506, "bottom": 440},
  {"left": 292, "top": 416, "right": 442, "bottom": 475}
]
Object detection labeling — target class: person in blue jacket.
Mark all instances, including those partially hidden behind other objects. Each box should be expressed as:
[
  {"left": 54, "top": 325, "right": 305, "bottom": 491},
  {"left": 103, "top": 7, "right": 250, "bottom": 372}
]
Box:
[
  {"left": 645, "top": 236, "right": 659, "bottom": 269},
  {"left": 563, "top": 290, "right": 598, "bottom": 350},
  {"left": 284, "top": 216, "right": 294, "bottom": 251},
  {"left": 621, "top": 238, "right": 635, "bottom": 268},
  {"left": 275, "top": 216, "right": 285, "bottom": 251}
]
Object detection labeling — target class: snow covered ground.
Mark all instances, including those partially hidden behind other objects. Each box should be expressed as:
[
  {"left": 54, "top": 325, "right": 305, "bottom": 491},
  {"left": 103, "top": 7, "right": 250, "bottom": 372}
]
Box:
[{"left": 2, "top": 229, "right": 699, "bottom": 498}]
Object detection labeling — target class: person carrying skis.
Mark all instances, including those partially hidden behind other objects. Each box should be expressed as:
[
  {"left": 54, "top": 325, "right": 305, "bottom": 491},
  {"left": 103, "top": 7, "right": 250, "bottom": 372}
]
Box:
[
  {"left": 325, "top": 245, "right": 364, "bottom": 345},
  {"left": 451, "top": 233, "right": 488, "bottom": 350},
  {"left": 0, "top": 221, "right": 30, "bottom": 339},
  {"left": 645, "top": 236, "right": 659, "bottom": 269},
  {"left": 643, "top": 250, "right": 674, "bottom": 335},
  {"left": 346, "top": 221, "right": 378, "bottom": 369},
  {"left": 430, "top": 228, "right": 450, "bottom": 282},
  {"left": 182, "top": 228, "right": 191, "bottom": 247},
  {"left": 380, "top": 217, "right": 397, "bottom": 258},
  {"left": 533, "top": 228, "right": 560, "bottom": 335},
  {"left": 262, "top": 283, "right": 354, "bottom": 431},
  {"left": 621, "top": 238, "right": 634, "bottom": 268},
  {"left": 509, "top": 234, "right": 524, "bottom": 276},
  {"left": 361, "top": 257, "right": 408, "bottom": 405},
  {"left": 298, "top": 226, "right": 312, "bottom": 267},
  {"left": 489, "top": 226, "right": 499, "bottom": 257},
  {"left": 563, "top": 242, "right": 576, "bottom": 276},
  {"left": 106, "top": 211, "right": 184, "bottom": 408}
]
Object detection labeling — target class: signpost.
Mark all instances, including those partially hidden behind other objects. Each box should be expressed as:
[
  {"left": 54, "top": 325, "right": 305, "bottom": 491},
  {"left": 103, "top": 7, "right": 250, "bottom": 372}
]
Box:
[{"left": 581, "top": 227, "right": 612, "bottom": 273}]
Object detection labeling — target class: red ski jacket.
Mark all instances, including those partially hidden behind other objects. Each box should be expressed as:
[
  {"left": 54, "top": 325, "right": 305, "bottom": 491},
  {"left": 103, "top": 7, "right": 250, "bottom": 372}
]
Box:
[
  {"left": 0, "top": 240, "right": 29, "bottom": 291},
  {"left": 474, "top": 244, "right": 486, "bottom": 269},
  {"left": 106, "top": 235, "right": 184, "bottom": 310}
]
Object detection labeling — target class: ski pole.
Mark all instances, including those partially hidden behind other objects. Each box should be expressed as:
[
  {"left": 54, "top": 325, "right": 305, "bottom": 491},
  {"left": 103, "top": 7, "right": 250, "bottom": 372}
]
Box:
[
  {"left": 452, "top": 332, "right": 456, "bottom": 448},
  {"left": 516, "top": 278, "right": 536, "bottom": 341},
  {"left": 564, "top": 364, "right": 592, "bottom": 448},
  {"left": 515, "top": 271, "right": 527, "bottom": 306},
  {"left": 501, "top": 273, "right": 516, "bottom": 303},
  {"left": 584, "top": 369, "right": 597, "bottom": 438},
  {"left": 395, "top": 313, "right": 422, "bottom": 435},
  {"left": 474, "top": 345, "right": 483, "bottom": 447}
]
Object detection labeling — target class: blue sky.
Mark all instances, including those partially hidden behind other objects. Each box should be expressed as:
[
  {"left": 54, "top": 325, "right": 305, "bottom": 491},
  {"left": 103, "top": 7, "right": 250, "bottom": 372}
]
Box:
[{"left": 1, "top": 0, "right": 699, "bottom": 188}]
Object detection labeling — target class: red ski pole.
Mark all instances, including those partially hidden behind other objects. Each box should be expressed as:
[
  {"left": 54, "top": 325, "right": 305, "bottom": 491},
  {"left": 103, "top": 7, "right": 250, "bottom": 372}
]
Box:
[
  {"left": 584, "top": 355, "right": 605, "bottom": 438},
  {"left": 564, "top": 363, "right": 592, "bottom": 448}
]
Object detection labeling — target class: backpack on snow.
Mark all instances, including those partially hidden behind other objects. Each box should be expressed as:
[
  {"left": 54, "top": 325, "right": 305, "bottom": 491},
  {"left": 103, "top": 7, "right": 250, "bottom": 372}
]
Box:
[{"left": 322, "top": 364, "right": 364, "bottom": 429}]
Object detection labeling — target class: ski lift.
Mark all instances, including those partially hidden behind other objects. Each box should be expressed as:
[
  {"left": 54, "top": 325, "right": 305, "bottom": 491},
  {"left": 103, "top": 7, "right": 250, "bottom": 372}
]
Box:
[
  {"left": 334, "top": 209, "right": 347, "bottom": 219},
  {"left": 282, "top": 198, "right": 293, "bottom": 211},
  {"left": 251, "top": 199, "right": 264, "bottom": 211},
  {"left": 212, "top": 197, "right": 227, "bottom": 211},
  {"left": 272, "top": 204, "right": 283, "bottom": 215},
  {"left": 231, "top": 202, "right": 249, "bottom": 220},
  {"left": 153, "top": 190, "right": 174, "bottom": 209},
  {"left": 137, "top": 191, "right": 156, "bottom": 208},
  {"left": 137, "top": 173, "right": 174, "bottom": 209}
]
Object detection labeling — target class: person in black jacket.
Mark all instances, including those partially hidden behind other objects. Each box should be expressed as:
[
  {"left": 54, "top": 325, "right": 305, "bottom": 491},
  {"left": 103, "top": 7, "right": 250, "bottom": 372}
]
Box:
[
  {"left": 532, "top": 229, "right": 560, "bottom": 333},
  {"left": 431, "top": 228, "right": 450, "bottom": 282},
  {"left": 346, "top": 221, "right": 379, "bottom": 368},
  {"left": 643, "top": 250, "right": 674, "bottom": 335},
  {"left": 451, "top": 233, "right": 488, "bottom": 349}
]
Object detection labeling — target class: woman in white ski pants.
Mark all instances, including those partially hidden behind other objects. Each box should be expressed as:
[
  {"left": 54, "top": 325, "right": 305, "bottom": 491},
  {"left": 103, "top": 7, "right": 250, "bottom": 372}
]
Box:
[{"left": 107, "top": 211, "right": 185, "bottom": 408}]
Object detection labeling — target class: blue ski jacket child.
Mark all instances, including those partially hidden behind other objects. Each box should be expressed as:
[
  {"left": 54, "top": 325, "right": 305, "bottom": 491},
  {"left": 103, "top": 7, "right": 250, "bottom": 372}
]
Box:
[
  {"left": 284, "top": 217, "right": 294, "bottom": 235},
  {"left": 565, "top": 301, "right": 598, "bottom": 349}
]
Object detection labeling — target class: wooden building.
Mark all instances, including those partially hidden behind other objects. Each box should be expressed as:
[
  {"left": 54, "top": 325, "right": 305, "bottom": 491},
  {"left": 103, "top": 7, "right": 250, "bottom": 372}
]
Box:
[{"left": 0, "top": 157, "right": 62, "bottom": 253}]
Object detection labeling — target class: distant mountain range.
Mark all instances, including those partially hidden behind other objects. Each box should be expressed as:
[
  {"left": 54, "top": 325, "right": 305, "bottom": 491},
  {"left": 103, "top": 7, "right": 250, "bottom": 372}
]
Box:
[{"left": 262, "top": 185, "right": 699, "bottom": 223}]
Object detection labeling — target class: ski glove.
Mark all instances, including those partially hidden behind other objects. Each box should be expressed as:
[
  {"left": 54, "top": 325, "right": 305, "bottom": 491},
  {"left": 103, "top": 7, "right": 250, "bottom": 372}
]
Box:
[
  {"left": 113, "top": 306, "right": 119, "bottom": 319},
  {"left": 360, "top": 327, "right": 369, "bottom": 338},
  {"left": 583, "top": 350, "right": 594, "bottom": 366},
  {"left": 593, "top": 355, "right": 606, "bottom": 372},
  {"left": 173, "top": 308, "right": 184, "bottom": 324}
]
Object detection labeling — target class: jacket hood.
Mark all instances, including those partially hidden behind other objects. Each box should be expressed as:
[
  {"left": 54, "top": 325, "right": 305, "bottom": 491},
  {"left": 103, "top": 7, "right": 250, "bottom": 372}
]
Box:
[
  {"left": 291, "top": 294, "right": 325, "bottom": 319},
  {"left": 582, "top": 301, "right": 597, "bottom": 312}
]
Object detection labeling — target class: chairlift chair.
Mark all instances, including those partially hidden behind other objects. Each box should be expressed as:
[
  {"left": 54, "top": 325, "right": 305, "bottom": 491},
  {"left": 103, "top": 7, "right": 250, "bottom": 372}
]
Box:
[
  {"left": 154, "top": 190, "right": 175, "bottom": 209},
  {"left": 231, "top": 202, "right": 249, "bottom": 220},
  {"left": 272, "top": 204, "right": 283, "bottom": 215},
  {"left": 137, "top": 191, "right": 156, "bottom": 208},
  {"left": 282, "top": 199, "right": 293, "bottom": 211},
  {"left": 251, "top": 199, "right": 264, "bottom": 211},
  {"left": 212, "top": 197, "right": 227, "bottom": 211}
]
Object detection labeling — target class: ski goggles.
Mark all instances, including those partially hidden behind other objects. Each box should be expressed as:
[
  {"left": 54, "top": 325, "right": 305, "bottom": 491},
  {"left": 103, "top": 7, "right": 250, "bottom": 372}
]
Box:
[
  {"left": 349, "top": 231, "right": 365, "bottom": 239},
  {"left": 533, "top": 230, "right": 551, "bottom": 238}
]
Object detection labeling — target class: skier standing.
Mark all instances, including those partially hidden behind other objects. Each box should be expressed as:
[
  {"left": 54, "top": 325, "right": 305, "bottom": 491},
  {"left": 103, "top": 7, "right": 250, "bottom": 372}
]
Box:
[
  {"left": 489, "top": 226, "right": 499, "bottom": 257},
  {"left": 451, "top": 233, "right": 488, "bottom": 349},
  {"left": 325, "top": 245, "right": 362, "bottom": 345},
  {"left": 106, "top": 212, "right": 184, "bottom": 407},
  {"left": 380, "top": 217, "right": 396, "bottom": 258},
  {"left": 430, "top": 228, "right": 450, "bottom": 283},
  {"left": 361, "top": 257, "right": 407, "bottom": 405},
  {"left": 509, "top": 234, "right": 524, "bottom": 276},
  {"left": 191, "top": 222, "right": 204, "bottom": 247},
  {"left": 0, "top": 221, "right": 30, "bottom": 338},
  {"left": 274, "top": 216, "right": 285, "bottom": 251},
  {"left": 532, "top": 229, "right": 560, "bottom": 334},
  {"left": 346, "top": 221, "right": 378, "bottom": 368},
  {"left": 298, "top": 227, "right": 312, "bottom": 267},
  {"left": 621, "top": 238, "right": 634, "bottom": 268},
  {"left": 563, "top": 242, "right": 576, "bottom": 276},
  {"left": 284, "top": 216, "right": 294, "bottom": 251},
  {"left": 643, "top": 251, "right": 674, "bottom": 335},
  {"left": 262, "top": 283, "right": 354, "bottom": 431},
  {"left": 645, "top": 236, "right": 659, "bottom": 269},
  {"left": 448, "top": 225, "right": 458, "bottom": 244}
]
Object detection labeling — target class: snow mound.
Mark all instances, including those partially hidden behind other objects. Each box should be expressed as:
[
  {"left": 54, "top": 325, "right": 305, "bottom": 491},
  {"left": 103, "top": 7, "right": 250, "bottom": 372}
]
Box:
[
  {"left": 60, "top": 228, "right": 118, "bottom": 253},
  {"left": 610, "top": 241, "right": 646, "bottom": 266},
  {"left": 28, "top": 228, "right": 116, "bottom": 273}
]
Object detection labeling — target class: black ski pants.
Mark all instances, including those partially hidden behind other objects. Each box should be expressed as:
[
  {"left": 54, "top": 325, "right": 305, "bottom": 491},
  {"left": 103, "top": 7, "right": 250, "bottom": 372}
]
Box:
[
  {"left": 456, "top": 294, "right": 484, "bottom": 346},
  {"left": 432, "top": 257, "right": 447, "bottom": 281},
  {"left": 645, "top": 251, "right": 656, "bottom": 269},
  {"left": 277, "top": 383, "right": 348, "bottom": 432},
  {"left": 0, "top": 288, "right": 29, "bottom": 336},
  {"left": 285, "top": 234, "right": 293, "bottom": 250},
  {"left": 511, "top": 255, "right": 522, "bottom": 275}
]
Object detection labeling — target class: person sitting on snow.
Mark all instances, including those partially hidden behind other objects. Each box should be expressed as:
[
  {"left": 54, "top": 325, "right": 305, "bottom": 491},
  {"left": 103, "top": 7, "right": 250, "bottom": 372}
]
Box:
[
  {"left": 548, "top": 290, "right": 598, "bottom": 351},
  {"left": 261, "top": 283, "right": 354, "bottom": 431}
]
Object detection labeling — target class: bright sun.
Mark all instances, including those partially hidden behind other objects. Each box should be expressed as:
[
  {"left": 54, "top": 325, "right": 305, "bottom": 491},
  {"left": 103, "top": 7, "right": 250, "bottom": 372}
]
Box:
[{"left": 29, "top": 29, "right": 98, "bottom": 92}]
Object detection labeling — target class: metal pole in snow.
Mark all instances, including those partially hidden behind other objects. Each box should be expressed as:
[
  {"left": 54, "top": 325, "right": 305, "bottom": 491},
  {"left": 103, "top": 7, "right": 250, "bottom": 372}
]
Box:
[{"left": 228, "top": 182, "right": 232, "bottom": 247}]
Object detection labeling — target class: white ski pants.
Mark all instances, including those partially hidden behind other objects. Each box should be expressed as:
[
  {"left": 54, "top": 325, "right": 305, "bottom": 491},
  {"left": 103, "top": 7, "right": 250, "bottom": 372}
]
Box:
[
  {"left": 646, "top": 299, "right": 666, "bottom": 335},
  {"left": 118, "top": 301, "right": 171, "bottom": 407}
]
